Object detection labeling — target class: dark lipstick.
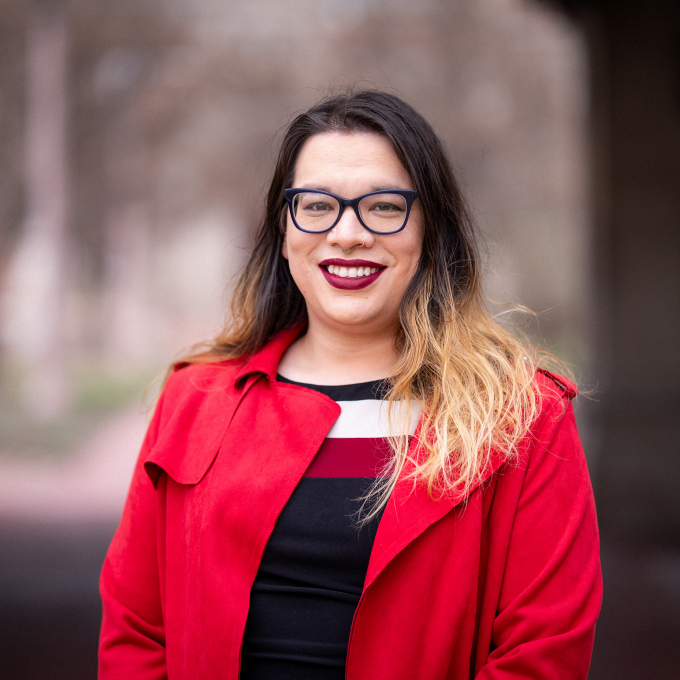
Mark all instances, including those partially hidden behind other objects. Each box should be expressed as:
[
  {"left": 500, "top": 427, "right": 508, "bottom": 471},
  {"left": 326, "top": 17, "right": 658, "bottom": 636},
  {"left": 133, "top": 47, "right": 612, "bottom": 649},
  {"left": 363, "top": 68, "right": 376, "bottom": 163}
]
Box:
[{"left": 318, "top": 258, "right": 385, "bottom": 290}]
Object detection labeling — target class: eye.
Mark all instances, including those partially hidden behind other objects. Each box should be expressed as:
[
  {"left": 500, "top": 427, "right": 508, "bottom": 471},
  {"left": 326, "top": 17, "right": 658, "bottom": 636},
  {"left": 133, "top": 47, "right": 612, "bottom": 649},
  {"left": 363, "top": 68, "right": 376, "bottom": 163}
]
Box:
[
  {"left": 304, "top": 201, "right": 334, "bottom": 212},
  {"left": 370, "top": 201, "right": 403, "bottom": 213}
]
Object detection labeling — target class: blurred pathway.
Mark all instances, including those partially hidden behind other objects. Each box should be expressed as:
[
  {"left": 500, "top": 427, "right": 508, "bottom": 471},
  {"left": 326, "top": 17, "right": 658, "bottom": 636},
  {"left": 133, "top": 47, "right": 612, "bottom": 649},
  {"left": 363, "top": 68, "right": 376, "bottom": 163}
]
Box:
[
  {"left": 0, "top": 407, "right": 148, "bottom": 524},
  {"left": 0, "top": 407, "right": 149, "bottom": 678}
]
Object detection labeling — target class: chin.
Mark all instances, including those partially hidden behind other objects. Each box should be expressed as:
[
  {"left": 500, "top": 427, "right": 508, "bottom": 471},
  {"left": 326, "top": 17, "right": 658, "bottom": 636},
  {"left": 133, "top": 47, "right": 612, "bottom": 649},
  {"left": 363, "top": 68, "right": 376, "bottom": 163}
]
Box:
[{"left": 319, "top": 302, "right": 393, "bottom": 332}]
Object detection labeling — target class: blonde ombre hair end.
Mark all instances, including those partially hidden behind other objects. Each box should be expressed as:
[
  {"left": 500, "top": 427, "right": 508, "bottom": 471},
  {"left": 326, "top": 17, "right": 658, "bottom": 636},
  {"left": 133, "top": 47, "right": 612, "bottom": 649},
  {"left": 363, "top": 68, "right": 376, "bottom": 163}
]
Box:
[
  {"left": 178, "top": 90, "right": 565, "bottom": 517},
  {"left": 365, "top": 268, "right": 541, "bottom": 522}
]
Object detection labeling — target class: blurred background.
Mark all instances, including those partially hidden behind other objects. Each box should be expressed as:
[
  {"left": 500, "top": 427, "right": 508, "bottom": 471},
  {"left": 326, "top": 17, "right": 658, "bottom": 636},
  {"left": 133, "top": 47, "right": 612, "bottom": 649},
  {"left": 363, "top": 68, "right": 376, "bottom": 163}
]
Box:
[{"left": 0, "top": 0, "right": 678, "bottom": 677}]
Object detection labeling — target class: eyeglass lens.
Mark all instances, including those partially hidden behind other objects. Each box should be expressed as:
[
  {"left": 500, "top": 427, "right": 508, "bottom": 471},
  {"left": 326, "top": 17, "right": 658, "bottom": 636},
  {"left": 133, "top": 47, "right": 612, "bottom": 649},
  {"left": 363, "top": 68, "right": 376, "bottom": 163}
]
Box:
[{"left": 291, "top": 192, "right": 408, "bottom": 233}]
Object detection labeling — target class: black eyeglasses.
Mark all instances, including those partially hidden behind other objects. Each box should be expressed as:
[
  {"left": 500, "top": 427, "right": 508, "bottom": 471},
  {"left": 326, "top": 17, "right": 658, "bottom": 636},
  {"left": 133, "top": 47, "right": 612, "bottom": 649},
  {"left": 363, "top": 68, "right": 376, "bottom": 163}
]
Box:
[{"left": 284, "top": 188, "right": 418, "bottom": 235}]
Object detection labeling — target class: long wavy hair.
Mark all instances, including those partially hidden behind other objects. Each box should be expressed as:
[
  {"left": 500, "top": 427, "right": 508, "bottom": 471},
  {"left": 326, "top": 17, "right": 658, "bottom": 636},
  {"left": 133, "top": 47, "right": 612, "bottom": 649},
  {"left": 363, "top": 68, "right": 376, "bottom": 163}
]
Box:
[{"left": 180, "top": 90, "right": 555, "bottom": 518}]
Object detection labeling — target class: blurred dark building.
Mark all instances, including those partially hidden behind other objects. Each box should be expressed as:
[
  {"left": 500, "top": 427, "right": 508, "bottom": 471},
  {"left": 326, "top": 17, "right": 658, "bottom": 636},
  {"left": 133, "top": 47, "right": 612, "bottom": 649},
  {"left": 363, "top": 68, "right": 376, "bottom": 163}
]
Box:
[
  {"left": 554, "top": 0, "right": 680, "bottom": 542},
  {"left": 548, "top": 0, "right": 680, "bottom": 677}
]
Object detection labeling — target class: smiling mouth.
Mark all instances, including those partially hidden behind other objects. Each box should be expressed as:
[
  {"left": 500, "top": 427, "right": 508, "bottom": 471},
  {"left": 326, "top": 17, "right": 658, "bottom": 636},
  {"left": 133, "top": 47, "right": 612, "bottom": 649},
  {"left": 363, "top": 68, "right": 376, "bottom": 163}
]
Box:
[
  {"left": 318, "top": 259, "right": 386, "bottom": 290},
  {"left": 323, "top": 264, "right": 381, "bottom": 279}
]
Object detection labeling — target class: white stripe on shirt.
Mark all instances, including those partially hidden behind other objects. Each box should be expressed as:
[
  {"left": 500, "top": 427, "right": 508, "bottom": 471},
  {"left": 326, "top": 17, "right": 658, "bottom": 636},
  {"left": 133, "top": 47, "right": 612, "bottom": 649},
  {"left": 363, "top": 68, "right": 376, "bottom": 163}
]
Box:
[{"left": 327, "top": 400, "right": 421, "bottom": 439}]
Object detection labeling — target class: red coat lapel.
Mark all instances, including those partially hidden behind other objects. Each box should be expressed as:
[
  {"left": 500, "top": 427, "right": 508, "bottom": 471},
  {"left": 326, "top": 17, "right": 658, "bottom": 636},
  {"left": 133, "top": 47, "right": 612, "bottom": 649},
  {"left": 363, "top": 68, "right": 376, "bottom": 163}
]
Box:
[{"left": 366, "top": 439, "right": 507, "bottom": 589}]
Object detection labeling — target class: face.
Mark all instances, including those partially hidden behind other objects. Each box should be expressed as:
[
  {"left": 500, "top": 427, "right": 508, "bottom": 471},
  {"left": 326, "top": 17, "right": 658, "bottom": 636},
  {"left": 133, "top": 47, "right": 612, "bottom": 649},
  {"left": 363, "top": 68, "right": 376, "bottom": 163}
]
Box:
[{"left": 282, "top": 132, "right": 424, "bottom": 337}]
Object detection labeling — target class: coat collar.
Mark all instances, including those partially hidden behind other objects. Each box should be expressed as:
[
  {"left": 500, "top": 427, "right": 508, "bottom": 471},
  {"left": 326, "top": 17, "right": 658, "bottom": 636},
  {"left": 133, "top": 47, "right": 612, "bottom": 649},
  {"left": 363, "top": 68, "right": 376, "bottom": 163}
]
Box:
[{"left": 234, "top": 323, "right": 307, "bottom": 386}]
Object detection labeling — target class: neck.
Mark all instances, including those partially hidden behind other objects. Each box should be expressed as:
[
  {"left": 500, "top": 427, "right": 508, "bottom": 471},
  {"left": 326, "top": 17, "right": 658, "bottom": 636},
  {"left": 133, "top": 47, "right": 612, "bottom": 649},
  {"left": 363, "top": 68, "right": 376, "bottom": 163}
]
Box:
[{"left": 278, "top": 318, "right": 399, "bottom": 385}]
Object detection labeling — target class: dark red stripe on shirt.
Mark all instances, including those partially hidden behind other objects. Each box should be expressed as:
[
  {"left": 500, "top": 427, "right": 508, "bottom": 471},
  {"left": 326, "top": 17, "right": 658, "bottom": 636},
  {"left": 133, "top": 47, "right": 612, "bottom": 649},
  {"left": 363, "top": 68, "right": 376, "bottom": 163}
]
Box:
[{"left": 304, "top": 438, "right": 389, "bottom": 478}]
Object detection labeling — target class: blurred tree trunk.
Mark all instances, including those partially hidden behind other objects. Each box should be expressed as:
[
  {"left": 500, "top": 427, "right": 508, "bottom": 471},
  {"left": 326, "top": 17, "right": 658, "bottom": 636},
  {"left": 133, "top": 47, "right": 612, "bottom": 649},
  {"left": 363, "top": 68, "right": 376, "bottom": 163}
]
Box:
[{"left": 9, "top": 0, "right": 71, "bottom": 417}]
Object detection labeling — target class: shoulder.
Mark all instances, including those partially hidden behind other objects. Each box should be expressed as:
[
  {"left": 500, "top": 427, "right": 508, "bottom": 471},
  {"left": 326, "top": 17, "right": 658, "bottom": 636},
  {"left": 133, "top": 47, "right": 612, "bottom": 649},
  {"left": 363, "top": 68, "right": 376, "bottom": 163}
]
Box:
[
  {"left": 482, "top": 369, "right": 590, "bottom": 524},
  {"left": 517, "top": 369, "right": 584, "bottom": 474},
  {"left": 166, "top": 359, "right": 243, "bottom": 394},
  {"left": 531, "top": 368, "right": 578, "bottom": 426},
  {"left": 154, "top": 359, "right": 247, "bottom": 425},
  {"left": 535, "top": 368, "right": 577, "bottom": 400}
]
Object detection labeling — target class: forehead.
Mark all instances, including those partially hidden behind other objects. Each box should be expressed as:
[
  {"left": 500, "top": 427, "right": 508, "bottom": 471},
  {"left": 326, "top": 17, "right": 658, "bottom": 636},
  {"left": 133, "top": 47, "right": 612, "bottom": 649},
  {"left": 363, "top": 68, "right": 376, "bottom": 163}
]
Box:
[{"left": 292, "top": 131, "right": 413, "bottom": 192}]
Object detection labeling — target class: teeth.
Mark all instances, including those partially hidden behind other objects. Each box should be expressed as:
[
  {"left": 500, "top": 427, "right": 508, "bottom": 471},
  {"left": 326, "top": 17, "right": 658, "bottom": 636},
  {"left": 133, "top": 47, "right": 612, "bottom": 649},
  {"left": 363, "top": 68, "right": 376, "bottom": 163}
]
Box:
[{"left": 326, "top": 265, "right": 380, "bottom": 278}]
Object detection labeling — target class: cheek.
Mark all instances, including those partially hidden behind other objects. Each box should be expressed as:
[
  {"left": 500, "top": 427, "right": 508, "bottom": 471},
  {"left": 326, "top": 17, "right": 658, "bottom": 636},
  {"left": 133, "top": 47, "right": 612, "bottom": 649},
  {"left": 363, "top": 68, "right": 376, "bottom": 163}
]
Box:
[
  {"left": 281, "top": 229, "right": 320, "bottom": 283},
  {"left": 401, "top": 232, "right": 424, "bottom": 276},
  {"left": 282, "top": 224, "right": 308, "bottom": 267},
  {"left": 407, "top": 220, "right": 425, "bottom": 275}
]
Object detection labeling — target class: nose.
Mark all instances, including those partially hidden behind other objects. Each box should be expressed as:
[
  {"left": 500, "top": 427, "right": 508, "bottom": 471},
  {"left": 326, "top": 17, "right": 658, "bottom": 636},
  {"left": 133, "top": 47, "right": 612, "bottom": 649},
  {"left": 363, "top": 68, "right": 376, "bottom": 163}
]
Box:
[{"left": 327, "top": 205, "right": 375, "bottom": 251}]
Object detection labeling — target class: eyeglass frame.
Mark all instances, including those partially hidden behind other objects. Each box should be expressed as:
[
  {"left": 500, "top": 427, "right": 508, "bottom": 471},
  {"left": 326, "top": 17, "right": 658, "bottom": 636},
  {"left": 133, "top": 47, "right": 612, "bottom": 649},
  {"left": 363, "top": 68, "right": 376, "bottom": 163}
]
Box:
[{"left": 283, "top": 188, "right": 419, "bottom": 235}]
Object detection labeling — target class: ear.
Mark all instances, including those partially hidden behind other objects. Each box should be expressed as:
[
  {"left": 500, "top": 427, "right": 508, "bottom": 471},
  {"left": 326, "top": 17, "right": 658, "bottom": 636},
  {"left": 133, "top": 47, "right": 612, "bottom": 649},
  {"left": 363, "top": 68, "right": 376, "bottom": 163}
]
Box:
[
  {"left": 280, "top": 207, "right": 289, "bottom": 260},
  {"left": 281, "top": 233, "right": 289, "bottom": 260}
]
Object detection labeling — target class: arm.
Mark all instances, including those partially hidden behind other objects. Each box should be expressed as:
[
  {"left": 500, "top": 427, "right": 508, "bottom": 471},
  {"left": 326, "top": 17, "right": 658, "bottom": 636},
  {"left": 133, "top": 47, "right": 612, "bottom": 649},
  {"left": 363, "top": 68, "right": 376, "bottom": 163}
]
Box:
[
  {"left": 477, "top": 396, "right": 602, "bottom": 679},
  {"left": 98, "top": 390, "right": 169, "bottom": 680}
]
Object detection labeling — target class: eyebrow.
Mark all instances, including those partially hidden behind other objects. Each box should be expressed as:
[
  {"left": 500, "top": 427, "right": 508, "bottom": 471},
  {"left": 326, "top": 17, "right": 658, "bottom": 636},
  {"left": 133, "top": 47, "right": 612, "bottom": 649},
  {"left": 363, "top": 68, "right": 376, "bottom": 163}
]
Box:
[
  {"left": 296, "top": 183, "right": 409, "bottom": 194},
  {"left": 298, "top": 184, "right": 333, "bottom": 192}
]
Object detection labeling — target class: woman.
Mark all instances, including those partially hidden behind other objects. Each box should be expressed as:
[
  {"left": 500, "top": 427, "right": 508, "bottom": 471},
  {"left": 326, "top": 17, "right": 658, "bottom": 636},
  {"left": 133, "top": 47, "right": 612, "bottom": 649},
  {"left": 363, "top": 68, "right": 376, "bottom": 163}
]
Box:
[{"left": 99, "top": 90, "right": 602, "bottom": 680}]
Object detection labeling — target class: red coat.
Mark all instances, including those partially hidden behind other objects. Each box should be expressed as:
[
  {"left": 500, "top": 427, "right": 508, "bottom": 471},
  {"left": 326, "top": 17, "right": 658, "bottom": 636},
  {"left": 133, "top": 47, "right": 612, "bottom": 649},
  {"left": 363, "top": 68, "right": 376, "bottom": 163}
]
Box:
[{"left": 99, "top": 326, "right": 602, "bottom": 679}]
